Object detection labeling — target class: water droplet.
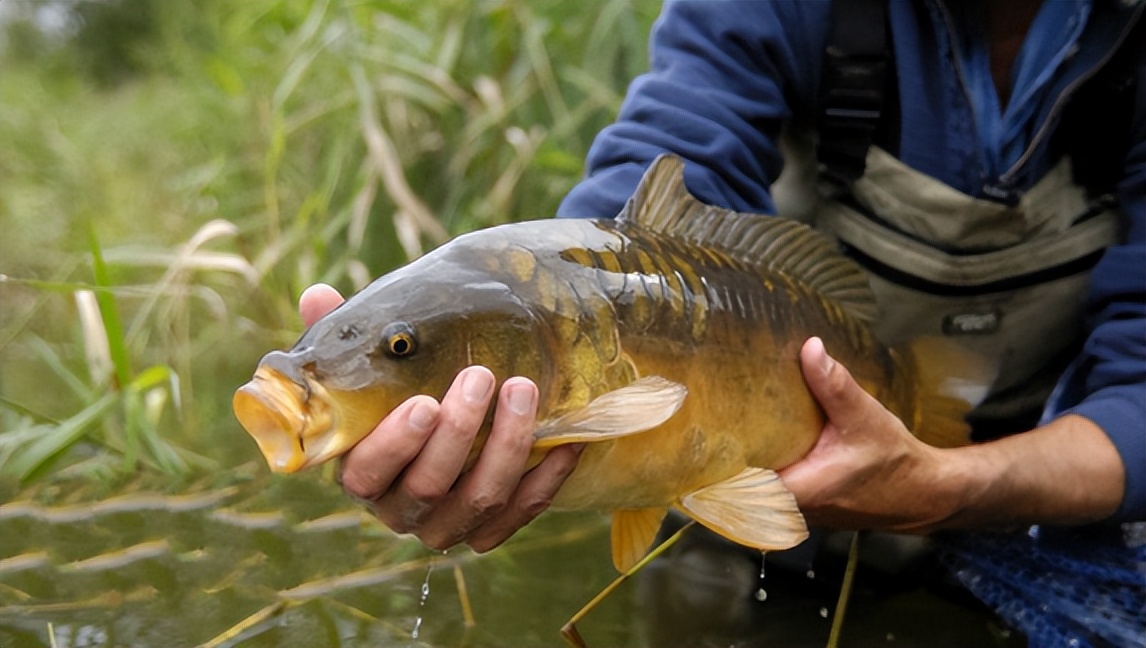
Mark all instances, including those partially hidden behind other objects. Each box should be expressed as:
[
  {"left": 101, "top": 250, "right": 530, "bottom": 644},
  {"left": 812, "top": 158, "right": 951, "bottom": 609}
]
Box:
[
  {"left": 806, "top": 569, "right": 815, "bottom": 579},
  {"left": 819, "top": 607, "right": 829, "bottom": 618},
  {"left": 411, "top": 562, "right": 435, "bottom": 640},
  {"left": 754, "top": 588, "right": 768, "bottom": 602}
]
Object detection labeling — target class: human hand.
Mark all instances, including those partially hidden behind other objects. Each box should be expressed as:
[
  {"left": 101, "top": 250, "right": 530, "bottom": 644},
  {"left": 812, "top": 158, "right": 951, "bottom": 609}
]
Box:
[
  {"left": 298, "top": 283, "right": 583, "bottom": 552},
  {"left": 778, "top": 337, "right": 965, "bottom": 533}
]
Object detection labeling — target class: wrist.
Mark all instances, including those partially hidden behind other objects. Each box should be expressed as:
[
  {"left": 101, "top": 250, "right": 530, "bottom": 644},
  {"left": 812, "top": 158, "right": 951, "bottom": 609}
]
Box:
[
  {"left": 926, "top": 442, "right": 1010, "bottom": 532},
  {"left": 898, "top": 441, "right": 990, "bottom": 533}
]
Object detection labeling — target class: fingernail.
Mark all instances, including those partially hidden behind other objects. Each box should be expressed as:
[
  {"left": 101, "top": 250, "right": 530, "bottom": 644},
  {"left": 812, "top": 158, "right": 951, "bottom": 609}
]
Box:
[
  {"left": 505, "top": 381, "right": 537, "bottom": 416},
  {"left": 408, "top": 400, "right": 438, "bottom": 432},
  {"left": 813, "top": 337, "right": 834, "bottom": 373},
  {"left": 461, "top": 368, "right": 494, "bottom": 403},
  {"left": 299, "top": 282, "right": 334, "bottom": 301}
]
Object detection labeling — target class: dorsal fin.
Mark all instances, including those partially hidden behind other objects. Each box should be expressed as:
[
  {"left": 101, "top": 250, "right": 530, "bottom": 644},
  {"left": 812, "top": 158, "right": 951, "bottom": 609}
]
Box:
[{"left": 617, "top": 154, "right": 878, "bottom": 323}]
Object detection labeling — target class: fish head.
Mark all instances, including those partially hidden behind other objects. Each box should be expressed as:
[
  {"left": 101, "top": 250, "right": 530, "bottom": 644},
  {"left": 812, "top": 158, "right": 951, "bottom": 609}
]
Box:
[
  {"left": 234, "top": 251, "right": 556, "bottom": 473},
  {"left": 233, "top": 354, "right": 344, "bottom": 474}
]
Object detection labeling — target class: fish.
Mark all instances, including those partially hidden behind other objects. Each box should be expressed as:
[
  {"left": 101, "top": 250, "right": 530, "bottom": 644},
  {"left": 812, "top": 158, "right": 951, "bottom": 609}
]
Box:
[{"left": 233, "top": 154, "right": 988, "bottom": 572}]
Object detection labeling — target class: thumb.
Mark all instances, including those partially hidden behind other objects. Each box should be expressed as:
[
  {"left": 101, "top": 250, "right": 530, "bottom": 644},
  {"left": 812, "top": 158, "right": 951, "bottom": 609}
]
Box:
[
  {"left": 799, "top": 337, "right": 872, "bottom": 426},
  {"left": 299, "top": 283, "right": 345, "bottom": 328}
]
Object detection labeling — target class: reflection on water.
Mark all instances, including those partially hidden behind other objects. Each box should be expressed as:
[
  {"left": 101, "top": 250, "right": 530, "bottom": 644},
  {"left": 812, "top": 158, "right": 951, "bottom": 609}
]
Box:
[
  {"left": 0, "top": 470, "right": 629, "bottom": 648},
  {"left": 0, "top": 473, "right": 1018, "bottom": 648},
  {"left": 635, "top": 515, "right": 1024, "bottom": 648}
]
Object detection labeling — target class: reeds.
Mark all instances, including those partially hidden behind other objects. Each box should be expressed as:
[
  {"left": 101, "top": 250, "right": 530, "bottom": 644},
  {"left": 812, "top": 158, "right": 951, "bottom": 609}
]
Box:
[{"left": 0, "top": 0, "right": 658, "bottom": 481}]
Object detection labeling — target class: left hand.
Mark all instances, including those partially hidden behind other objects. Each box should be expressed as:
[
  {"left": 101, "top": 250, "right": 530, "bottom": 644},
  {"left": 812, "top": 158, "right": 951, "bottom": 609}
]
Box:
[
  {"left": 299, "top": 284, "right": 581, "bottom": 552},
  {"left": 778, "top": 337, "right": 965, "bottom": 533}
]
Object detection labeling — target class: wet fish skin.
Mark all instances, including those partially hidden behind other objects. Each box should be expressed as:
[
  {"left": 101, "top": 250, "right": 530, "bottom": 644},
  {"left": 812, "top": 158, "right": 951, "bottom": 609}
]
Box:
[
  {"left": 537, "top": 221, "right": 905, "bottom": 512},
  {"left": 234, "top": 155, "right": 980, "bottom": 568}
]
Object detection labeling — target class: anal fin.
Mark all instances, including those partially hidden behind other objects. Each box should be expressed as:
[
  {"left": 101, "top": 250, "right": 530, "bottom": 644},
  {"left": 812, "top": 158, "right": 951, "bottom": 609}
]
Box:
[
  {"left": 678, "top": 467, "right": 808, "bottom": 551},
  {"left": 611, "top": 508, "right": 668, "bottom": 572}
]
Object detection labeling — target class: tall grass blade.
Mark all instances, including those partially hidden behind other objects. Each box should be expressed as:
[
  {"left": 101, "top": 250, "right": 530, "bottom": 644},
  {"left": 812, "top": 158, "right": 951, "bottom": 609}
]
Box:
[
  {"left": 6, "top": 393, "right": 117, "bottom": 483},
  {"left": 1, "top": 0, "right": 659, "bottom": 483},
  {"left": 86, "top": 223, "right": 132, "bottom": 391},
  {"left": 0, "top": 397, "right": 58, "bottom": 424},
  {"left": 28, "top": 335, "right": 94, "bottom": 403},
  {"left": 74, "top": 290, "right": 113, "bottom": 388}
]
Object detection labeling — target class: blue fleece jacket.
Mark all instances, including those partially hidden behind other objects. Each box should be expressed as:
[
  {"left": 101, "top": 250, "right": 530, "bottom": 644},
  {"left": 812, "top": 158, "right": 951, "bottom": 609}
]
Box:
[{"left": 556, "top": 0, "right": 1145, "bottom": 522}]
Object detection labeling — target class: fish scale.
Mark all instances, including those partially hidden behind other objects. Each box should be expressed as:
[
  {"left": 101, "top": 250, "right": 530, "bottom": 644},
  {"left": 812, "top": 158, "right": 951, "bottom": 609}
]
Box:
[{"left": 234, "top": 154, "right": 989, "bottom": 578}]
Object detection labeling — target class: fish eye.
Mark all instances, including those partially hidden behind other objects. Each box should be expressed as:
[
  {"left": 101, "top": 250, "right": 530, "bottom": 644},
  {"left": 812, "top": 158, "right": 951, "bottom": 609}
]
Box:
[
  {"left": 381, "top": 322, "right": 417, "bottom": 357},
  {"left": 389, "top": 334, "right": 414, "bottom": 356}
]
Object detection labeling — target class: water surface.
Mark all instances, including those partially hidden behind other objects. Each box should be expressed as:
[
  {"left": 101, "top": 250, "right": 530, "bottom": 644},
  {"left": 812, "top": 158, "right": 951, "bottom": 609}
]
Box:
[{"left": 0, "top": 471, "right": 1016, "bottom": 647}]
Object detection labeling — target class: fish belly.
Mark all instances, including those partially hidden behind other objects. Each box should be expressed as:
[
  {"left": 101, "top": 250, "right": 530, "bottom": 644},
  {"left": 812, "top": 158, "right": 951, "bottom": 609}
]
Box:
[{"left": 550, "top": 324, "right": 824, "bottom": 512}]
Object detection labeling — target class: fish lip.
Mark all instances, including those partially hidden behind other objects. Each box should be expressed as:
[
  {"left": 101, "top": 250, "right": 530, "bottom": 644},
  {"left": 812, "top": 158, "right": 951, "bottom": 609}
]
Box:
[
  {"left": 291, "top": 428, "right": 344, "bottom": 470},
  {"left": 233, "top": 366, "right": 333, "bottom": 474}
]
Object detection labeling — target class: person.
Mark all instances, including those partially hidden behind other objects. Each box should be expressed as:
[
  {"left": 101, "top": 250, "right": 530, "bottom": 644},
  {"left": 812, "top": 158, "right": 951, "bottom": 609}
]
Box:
[{"left": 300, "top": 0, "right": 1144, "bottom": 560}]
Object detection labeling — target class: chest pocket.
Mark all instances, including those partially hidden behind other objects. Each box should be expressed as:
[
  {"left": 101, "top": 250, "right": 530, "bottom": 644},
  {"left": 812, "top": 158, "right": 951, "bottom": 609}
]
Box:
[{"left": 816, "top": 148, "right": 1122, "bottom": 434}]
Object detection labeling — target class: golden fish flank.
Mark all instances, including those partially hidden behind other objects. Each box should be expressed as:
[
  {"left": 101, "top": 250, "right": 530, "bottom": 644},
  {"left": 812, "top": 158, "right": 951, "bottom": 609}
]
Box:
[{"left": 233, "top": 155, "right": 987, "bottom": 571}]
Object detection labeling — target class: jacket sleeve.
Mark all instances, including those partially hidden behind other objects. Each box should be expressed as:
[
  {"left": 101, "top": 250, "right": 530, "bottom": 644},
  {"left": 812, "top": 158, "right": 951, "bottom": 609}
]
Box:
[
  {"left": 556, "top": 0, "right": 829, "bottom": 219},
  {"left": 1057, "top": 105, "right": 1146, "bottom": 522}
]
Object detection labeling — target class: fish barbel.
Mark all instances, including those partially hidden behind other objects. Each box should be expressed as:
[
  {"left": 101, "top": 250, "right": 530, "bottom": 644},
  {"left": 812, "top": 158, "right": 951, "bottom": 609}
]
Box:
[{"left": 233, "top": 155, "right": 987, "bottom": 569}]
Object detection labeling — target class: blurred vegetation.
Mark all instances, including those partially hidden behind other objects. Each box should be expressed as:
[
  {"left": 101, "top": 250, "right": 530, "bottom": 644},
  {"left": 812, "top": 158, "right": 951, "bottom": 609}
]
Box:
[{"left": 0, "top": 0, "right": 659, "bottom": 482}]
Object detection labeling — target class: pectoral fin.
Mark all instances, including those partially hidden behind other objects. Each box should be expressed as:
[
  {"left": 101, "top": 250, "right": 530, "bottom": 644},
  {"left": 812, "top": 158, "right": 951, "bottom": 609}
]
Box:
[
  {"left": 677, "top": 468, "right": 808, "bottom": 551},
  {"left": 611, "top": 508, "right": 668, "bottom": 572},
  {"left": 532, "top": 376, "right": 687, "bottom": 448}
]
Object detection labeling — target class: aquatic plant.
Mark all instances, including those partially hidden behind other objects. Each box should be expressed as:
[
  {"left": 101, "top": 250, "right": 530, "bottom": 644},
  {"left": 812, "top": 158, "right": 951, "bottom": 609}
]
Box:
[{"left": 0, "top": 0, "right": 658, "bottom": 480}]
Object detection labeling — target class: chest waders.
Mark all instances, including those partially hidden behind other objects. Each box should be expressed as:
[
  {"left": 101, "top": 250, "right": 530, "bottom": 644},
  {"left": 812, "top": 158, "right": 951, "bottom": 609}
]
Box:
[
  {"left": 816, "top": 150, "right": 1121, "bottom": 433},
  {"left": 799, "top": 0, "right": 1142, "bottom": 438}
]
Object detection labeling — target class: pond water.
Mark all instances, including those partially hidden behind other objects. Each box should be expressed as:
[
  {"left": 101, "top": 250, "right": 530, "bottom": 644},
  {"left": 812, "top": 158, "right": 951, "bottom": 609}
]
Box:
[{"left": 0, "top": 470, "right": 1019, "bottom": 648}]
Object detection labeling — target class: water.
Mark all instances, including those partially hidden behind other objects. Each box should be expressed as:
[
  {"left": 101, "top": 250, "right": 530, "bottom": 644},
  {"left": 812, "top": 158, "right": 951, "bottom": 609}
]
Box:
[
  {"left": 0, "top": 472, "right": 630, "bottom": 648},
  {"left": 409, "top": 562, "right": 434, "bottom": 640},
  {"left": 0, "top": 473, "right": 1024, "bottom": 648},
  {"left": 754, "top": 550, "right": 768, "bottom": 602}
]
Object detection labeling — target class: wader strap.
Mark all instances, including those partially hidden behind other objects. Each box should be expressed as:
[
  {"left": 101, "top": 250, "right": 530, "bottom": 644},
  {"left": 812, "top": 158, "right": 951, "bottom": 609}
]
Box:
[
  {"left": 816, "top": 0, "right": 890, "bottom": 184},
  {"left": 816, "top": 150, "right": 1123, "bottom": 433},
  {"left": 815, "top": 0, "right": 1141, "bottom": 197}
]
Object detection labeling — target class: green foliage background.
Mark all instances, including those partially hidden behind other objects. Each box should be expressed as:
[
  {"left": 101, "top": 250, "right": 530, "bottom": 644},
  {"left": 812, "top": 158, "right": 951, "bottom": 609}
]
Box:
[{"left": 0, "top": 0, "right": 659, "bottom": 481}]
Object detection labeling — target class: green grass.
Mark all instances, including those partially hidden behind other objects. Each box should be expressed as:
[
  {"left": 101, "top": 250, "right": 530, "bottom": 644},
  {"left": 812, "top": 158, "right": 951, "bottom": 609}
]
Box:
[{"left": 0, "top": 0, "right": 660, "bottom": 481}]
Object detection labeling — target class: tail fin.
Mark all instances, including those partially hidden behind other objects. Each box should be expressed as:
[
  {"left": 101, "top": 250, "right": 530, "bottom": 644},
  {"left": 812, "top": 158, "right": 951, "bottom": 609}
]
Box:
[{"left": 908, "top": 337, "right": 997, "bottom": 448}]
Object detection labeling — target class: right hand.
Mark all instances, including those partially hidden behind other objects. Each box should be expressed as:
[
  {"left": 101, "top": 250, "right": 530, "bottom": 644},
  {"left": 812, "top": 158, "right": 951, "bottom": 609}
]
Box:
[{"left": 299, "top": 284, "right": 583, "bottom": 552}]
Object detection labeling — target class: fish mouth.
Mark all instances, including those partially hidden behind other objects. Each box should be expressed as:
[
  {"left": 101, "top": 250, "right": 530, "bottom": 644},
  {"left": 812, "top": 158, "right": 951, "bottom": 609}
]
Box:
[{"left": 232, "top": 366, "right": 342, "bottom": 473}]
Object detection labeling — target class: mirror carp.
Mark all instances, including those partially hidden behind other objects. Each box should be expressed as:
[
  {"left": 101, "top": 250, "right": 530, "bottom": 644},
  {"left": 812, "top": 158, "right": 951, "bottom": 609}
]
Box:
[{"left": 234, "top": 155, "right": 988, "bottom": 571}]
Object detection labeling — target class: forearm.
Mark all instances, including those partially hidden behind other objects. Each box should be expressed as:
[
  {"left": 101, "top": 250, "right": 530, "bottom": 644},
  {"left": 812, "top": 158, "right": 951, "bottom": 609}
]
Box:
[
  {"left": 785, "top": 339, "right": 1131, "bottom": 534},
  {"left": 937, "top": 414, "right": 1125, "bottom": 530}
]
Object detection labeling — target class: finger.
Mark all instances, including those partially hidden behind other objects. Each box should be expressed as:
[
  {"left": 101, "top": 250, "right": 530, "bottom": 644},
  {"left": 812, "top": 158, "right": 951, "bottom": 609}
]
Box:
[
  {"left": 799, "top": 336, "right": 871, "bottom": 425},
  {"left": 299, "top": 283, "right": 344, "bottom": 327},
  {"left": 466, "top": 443, "right": 584, "bottom": 553},
  {"left": 416, "top": 377, "right": 539, "bottom": 549},
  {"left": 340, "top": 395, "right": 440, "bottom": 501},
  {"left": 384, "top": 367, "right": 495, "bottom": 524},
  {"left": 777, "top": 425, "right": 843, "bottom": 507}
]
